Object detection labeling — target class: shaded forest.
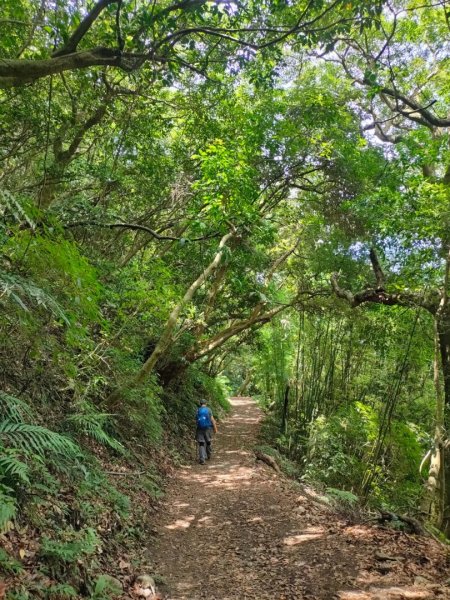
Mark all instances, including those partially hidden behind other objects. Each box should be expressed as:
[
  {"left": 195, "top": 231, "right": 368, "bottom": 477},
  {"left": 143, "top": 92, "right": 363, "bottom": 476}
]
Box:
[{"left": 0, "top": 0, "right": 449, "bottom": 597}]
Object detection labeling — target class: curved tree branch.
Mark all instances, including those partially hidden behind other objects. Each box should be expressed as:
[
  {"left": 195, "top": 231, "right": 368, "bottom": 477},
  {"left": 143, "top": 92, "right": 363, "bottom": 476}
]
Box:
[
  {"left": 376, "top": 87, "right": 450, "bottom": 129},
  {"left": 0, "top": 48, "right": 132, "bottom": 87},
  {"left": 64, "top": 220, "right": 220, "bottom": 242},
  {"left": 53, "top": 0, "right": 118, "bottom": 57},
  {"left": 330, "top": 272, "right": 437, "bottom": 314},
  {"left": 0, "top": 1, "right": 366, "bottom": 88}
]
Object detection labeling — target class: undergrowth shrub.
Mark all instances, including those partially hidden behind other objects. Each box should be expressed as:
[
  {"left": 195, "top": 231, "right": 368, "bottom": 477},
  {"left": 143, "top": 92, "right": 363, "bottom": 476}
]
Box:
[
  {"left": 5, "top": 232, "right": 101, "bottom": 327},
  {"left": 257, "top": 397, "right": 426, "bottom": 516},
  {"left": 0, "top": 391, "right": 81, "bottom": 532},
  {"left": 40, "top": 527, "right": 100, "bottom": 578},
  {"left": 0, "top": 548, "right": 23, "bottom": 575},
  {"left": 89, "top": 575, "right": 122, "bottom": 600},
  {"left": 302, "top": 402, "right": 425, "bottom": 512},
  {"left": 104, "top": 348, "right": 165, "bottom": 444},
  {"left": 371, "top": 421, "right": 424, "bottom": 511},
  {"left": 65, "top": 402, "right": 125, "bottom": 453},
  {"left": 303, "top": 404, "right": 372, "bottom": 491}
]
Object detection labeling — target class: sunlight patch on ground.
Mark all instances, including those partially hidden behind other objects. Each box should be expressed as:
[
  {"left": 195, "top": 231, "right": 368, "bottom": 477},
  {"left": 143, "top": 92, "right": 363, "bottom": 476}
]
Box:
[
  {"left": 345, "top": 525, "right": 373, "bottom": 538},
  {"left": 338, "top": 587, "right": 435, "bottom": 599},
  {"left": 178, "top": 463, "right": 257, "bottom": 490},
  {"left": 165, "top": 515, "right": 195, "bottom": 530},
  {"left": 283, "top": 527, "right": 325, "bottom": 547},
  {"left": 173, "top": 501, "right": 191, "bottom": 509},
  {"left": 205, "top": 465, "right": 255, "bottom": 483},
  {"left": 283, "top": 532, "right": 323, "bottom": 545},
  {"left": 228, "top": 415, "right": 260, "bottom": 424},
  {"left": 295, "top": 494, "right": 308, "bottom": 503},
  {"left": 197, "top": 515, "right": 213, "bottom": 524}
]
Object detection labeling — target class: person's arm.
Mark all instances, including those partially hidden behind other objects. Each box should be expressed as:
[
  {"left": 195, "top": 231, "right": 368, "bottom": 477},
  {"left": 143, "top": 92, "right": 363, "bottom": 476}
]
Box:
[{"left": 211, "top": 415, "right": 218, "bottom": 434}]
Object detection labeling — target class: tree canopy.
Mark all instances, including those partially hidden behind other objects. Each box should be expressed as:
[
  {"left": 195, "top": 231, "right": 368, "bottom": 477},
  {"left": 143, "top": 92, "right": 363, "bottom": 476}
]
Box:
[{"left": 1, "top": 0, "right": 450, "bottom": 594}]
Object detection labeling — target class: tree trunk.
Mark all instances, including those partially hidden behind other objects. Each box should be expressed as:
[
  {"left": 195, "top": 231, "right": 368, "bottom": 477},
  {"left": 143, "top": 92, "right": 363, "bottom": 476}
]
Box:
[
  {"left": 38, "top": 101, "right": 110, "bottom": 209},
  {"left": 106, "top": 231, "right": 234, "bottom": 406},
  {"left": 134, "top": 231, "right": 234, "bottom": 384},
  {"left": 437, "top": 315, "right": 450, "bottom": 420},
  {"left": 237, "top": 369, "right": 253, "bottom": 396},
  {"left": 421, "top": 322, "right": 446, "bottom": 529},
  {"left": 281, "top": 382, "right": 290, "bottom": 434},
  {"left": 436, "top": 314, "right": 450, "bottom": 535}
]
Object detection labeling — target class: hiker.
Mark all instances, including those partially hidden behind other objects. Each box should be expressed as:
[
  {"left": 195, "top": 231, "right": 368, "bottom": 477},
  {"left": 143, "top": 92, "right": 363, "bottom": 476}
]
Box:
[{"left": 196, "top": 399, "right": 218, "bottom": 465}]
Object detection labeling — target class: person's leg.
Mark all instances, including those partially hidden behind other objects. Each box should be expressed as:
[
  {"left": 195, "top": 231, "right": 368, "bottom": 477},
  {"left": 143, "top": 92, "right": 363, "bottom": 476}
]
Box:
[
  {"left": 205, "top": 429, "right": 212, "bottom": 459},
  {"left": 198, "top": 441, "right": 207, "bottom": 464},
  {"left": 196, "top": 429, "right": 206, "bottom": 464}
]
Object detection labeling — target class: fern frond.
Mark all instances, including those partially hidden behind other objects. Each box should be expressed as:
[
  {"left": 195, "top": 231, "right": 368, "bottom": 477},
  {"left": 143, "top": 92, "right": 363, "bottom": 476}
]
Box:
[
  {"left": 66, "top": 412, "right": 124, "bottom": 453},
  {"left": 0, "top": 421, "right": 80, "bottom": 458},
  {"left": 0, "top": 448, "right": 30, "bottom": 483},
  {"left": 0, "top": 391, "right": 34, "bottom": 422},
  {"left": 0, "top": 189, "right": 37, "bottom": 229},
  {"left": 0, "top": 485, "right": 17, "bottom": 533},
  {"left": 0, "top": 269, "right": 69, "bottom": 324}
]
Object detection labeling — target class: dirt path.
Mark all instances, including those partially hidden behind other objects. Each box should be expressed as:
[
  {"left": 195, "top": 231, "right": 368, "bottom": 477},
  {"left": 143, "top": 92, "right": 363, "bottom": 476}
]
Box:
[{"left": 152, "top": 398, "right": 449, "bottom": 600}]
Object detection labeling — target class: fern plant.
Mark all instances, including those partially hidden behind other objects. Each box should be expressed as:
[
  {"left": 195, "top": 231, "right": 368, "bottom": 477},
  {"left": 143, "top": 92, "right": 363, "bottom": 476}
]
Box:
[
  {"left": 0, "top": 188, "right": 37, "bottom": 230},
  {"left": 66, "top": 404, "right": 124, "bottom": 453},
  {"left": 0, "top": 391, "right": 79, "bottom": 458},
  {"left": 0, "top": 547, "right": 24, "bottom": 574},
  {"left": 0, "top": 269, "right": 69, "bottom": 323},
  {"left": 0, "top": 421, "right": 79, "bottom": 457},
  {"left": 0, "top": 483, "right": 17, "bottom": 533},
  {"left": 326, "top": 487, "right": 359, "bottom": 506},
  {"left": 0, "top": 391, "right": 81, "bottom": 532},
  {"left": 0, "top": 392, "right": 34, "bottom": 422},
  {"left": 90, "top": 575, "right": 122, "bottom": 600},
  {"left": 40, "top": 527, "right": 99, "bottom": 564},
  {"left": 0, "top": 449, "right": 29, "bottom": 483},
  {"left": 40, "top": 527, "right": 101, "bottom": 580},
  {"left": 46, "top": 583, "right": 77, "bottom": 599}
]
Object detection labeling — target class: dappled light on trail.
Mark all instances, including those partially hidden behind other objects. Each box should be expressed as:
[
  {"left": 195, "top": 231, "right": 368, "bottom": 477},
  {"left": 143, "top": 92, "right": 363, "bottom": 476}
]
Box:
[
  {"left": 152, "top": 398, "right": 449, "bottom": 600},
  {"left": 165, "top": 515, "right": 195, "bottom": 531},
  {"left": 338, "top": 589, "right": 434, "bottom": 600},
  {"left": 283, "top": 526, "right": 325, "bottom": 546}
]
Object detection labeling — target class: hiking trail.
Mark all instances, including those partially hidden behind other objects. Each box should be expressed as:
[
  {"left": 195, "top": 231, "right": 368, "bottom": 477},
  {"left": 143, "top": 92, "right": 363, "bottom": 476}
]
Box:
[{"left": 150, "top": 397, "right": 449, "bottom": 600}]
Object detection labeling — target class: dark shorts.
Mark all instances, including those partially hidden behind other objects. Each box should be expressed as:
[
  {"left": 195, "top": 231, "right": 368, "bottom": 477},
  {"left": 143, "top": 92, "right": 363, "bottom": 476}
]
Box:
[{"left": 196, "top": 427, "right": 212, "bottom": 443}]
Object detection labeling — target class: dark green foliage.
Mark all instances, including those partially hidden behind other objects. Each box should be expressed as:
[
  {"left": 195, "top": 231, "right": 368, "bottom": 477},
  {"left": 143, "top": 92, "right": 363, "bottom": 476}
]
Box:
[
  {"left": 45, "top": 584, "right": 78, "bottom": 599},
  {"left": 65, "top": 404, "right": 125, "bottom": 453},
  {"left": 250, "top": 306, "right": 434, "bottom": 515},
  {"left": 1, "top": 0, "right": 449, "bottom": 591},
  {"left": 40, "top": 527, "right": 99, "bottom": 567},
  {"left": 89, "top": 575, "right": 122, "bottom": 600},
  {"left": 0, "top": 549, "right": 24, "bottom": 575},
  {"left": 0, "top": 421, "right": 79, "bottom": 458}
]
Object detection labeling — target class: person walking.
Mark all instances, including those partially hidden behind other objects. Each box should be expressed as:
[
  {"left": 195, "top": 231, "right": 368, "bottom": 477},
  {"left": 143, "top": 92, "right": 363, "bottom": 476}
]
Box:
[{"left": 195, "top": 399, "right": 218, "bottom": 465}]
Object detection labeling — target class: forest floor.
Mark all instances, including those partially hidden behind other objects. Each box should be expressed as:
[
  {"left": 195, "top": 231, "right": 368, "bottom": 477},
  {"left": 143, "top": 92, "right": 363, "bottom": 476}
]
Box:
[{"left": 149, "top": 397, "right": 449, "bottom": 600}]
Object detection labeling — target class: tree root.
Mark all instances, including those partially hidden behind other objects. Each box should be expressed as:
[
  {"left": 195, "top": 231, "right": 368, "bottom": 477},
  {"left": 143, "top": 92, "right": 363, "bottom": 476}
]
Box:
[
  {"left": 378, "top": 510, "right": 428, "bottom": 535},
  {"left": 254, "top": 450, "right": 281, "bottom": 473}
]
